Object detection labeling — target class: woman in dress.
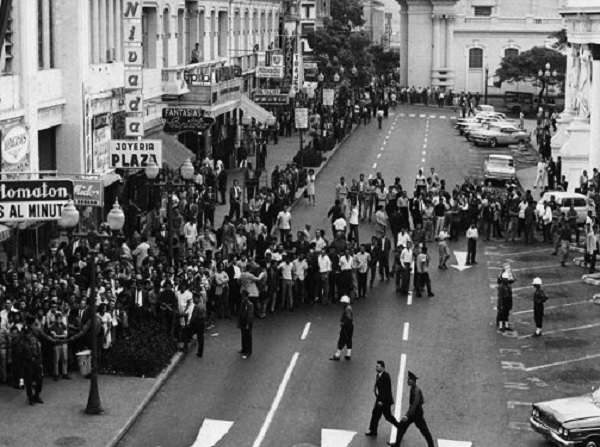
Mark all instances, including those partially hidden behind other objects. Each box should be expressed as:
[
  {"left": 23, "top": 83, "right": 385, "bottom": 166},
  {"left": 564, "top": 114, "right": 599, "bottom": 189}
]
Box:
[
  {"left": 306, "top": 168, "right": 316, "bottom": 206},
  {"left": 97, "top": 303, "right": 113, "bottom": 350}
]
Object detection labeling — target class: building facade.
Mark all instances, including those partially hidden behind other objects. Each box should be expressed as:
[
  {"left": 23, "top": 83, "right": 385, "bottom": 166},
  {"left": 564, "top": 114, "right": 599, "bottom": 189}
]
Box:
[
  {"left": 552, "top": 0, "right": 600, "bottom": 190},
  {"left": 398, "top": 0, "right": 563, "bottom": 92}
]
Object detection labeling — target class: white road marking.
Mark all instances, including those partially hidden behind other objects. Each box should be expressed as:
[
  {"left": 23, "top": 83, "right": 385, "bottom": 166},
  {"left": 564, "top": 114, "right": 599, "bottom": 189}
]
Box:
[
  {"left": 422, "top": 151, "right": 426, "bottom": 155},
  {"left": 486, "top": 248, "right": 552, "bottom": 257},
  {"left": 419, "top": 114, "right": 426, "bottom": 118},
  {"left": 511, "top": 279, "right": 580, "bottom": 292},
  {"left": 512, "top": 300, "right": 592, "bottom": 315},
  {"left": 372, "top": 163, "right": 377, "bottom": 169},
  {"left": 191, "top": 419, "right": 234, "bottom": 447},
  {"left": 252, "top": 353, "right": 299, "bottom": 447},
  {"left": 507, "top": 401, "right": 532, "bottom": 410},
  {"left": 519, "top": 322, "right": 600, "bottom": 339},
  {"left": 424, "top": 138, "right": 427, "bottom": 142},
  {"left": 400, "top": 113, "right": 405, "bottom": 117},
  {"left": 409, "top": 114, "right": 416, "bottom": 118},
  {"left": 402, "top": 322, "right": 409, "bottom": 341},
  {"left": 451, "top": 116, "right": 457, "bottom": 120},
  {"left": 321, "top": 429, "right": 356, "bottom": 447},
  {"left": 525, "top": 353, "right": 600, "bottom": 372},
  {"left": 487, "top": 264, "right": 561, "bottom": 272},
  {"left": 386, "top": 136, "right": 390, "bottom": 140},
  {"left": 438, "top": 441, "right": 473, "bottom": 447},
  {"left": 377, "top": 154, "right": 382, "bottom": 159},
  {"left": 383, "top": 140, "right": 387, "bottom": 145},
  {"left": 440, "top": 116, "right": 446, "bottom": 119},
  {"left": 407, "top": 292, "right": 413, "bottom": 305},
  {"left": 421, "top": 158, "right": 426, "bottom": 163},
  {"left": 390, "top": 353, "right": 407, "bottom": 443},
  {"left": 451, "top": 251, "right": 472, "bottom": 271},
  {"left": 430, "top": 115, "right": 436, "bottom": 119},
  {"left": 300, "top": 322, "right": 311, "bottom": 340}
]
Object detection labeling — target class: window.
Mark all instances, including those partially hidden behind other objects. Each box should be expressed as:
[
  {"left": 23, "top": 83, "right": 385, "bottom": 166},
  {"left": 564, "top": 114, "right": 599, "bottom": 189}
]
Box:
[
  {"left": 89, "top": 0, "right": 123, "bottom": 65},
  {"left": 469, "top": 48, "right": 483, "bottom": 69},
  {"left": 504, "top": 48, "right": 519, "bottom": 59},
  {"left": 38, "top": 0, "right": 55, "bottom": 69},
  {"left": 1, "top": 1, "right": 14, "bottom": 74},
  {"left": 474, "top": 6, "right": 492, "bottom": 16}
]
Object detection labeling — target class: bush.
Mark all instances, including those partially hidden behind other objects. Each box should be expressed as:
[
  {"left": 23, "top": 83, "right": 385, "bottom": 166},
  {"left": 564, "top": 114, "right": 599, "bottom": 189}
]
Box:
[
  {"left": 293, "top": 146, "right": 325, "bottom": 168},
  {"left": 99, "top": 320, "right": 178, "bottom": 378}
]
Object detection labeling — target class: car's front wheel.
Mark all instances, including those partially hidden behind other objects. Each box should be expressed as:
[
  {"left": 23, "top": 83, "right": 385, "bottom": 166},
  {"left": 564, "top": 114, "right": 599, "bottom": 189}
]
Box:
[
  {"left": 489, "top": 138, "right": 498, "bottom": 148},
  {"left": 585, "top": 437, "right": 600, "bottom": 447}
]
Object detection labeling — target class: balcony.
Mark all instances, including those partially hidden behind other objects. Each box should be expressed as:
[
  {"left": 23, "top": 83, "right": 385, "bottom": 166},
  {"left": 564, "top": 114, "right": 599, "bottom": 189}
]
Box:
[
  {"left": 457, "top": 15, "right": 564, "bottom": 32},
  {"left": 186, "top": 78, "right": 243, "bottom": 108},
  {"left": 161, "top": 66, "right": 190, "bottom": 97}
]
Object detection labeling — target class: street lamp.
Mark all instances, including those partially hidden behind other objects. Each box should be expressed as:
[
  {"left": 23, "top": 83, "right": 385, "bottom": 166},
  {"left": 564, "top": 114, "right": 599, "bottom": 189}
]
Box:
[
  {"left": 145, "top": 158, "right": 195, "bottom": 267},
  {"left": 333, "top": 72, "right": 340, "bottom": 83},
  {"left": 317, "top": 72, "right": 324, "bottom": 82},
  {"left": 60, "top": 198, "right": 125, "bottom": 415},
  {"left": 538, "top": 62, "right": 558, "bottom": 112}
]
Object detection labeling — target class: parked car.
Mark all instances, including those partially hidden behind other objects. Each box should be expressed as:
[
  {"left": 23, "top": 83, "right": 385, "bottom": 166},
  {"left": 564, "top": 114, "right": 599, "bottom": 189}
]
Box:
[
  {"left": 483, "top": 154, "right": 516, "bottom": 182},
  {"left": 535, "top": 191, "right": 593, "bottom": 225},
  {"left": 531, "top": 388, "right": 600, "bottom": 446},
  {"left": 458, "top": 116, "right": 506, "bottom": 136},
  {"left": 470, "top": 124, "right": 532, "bottom": 147}
]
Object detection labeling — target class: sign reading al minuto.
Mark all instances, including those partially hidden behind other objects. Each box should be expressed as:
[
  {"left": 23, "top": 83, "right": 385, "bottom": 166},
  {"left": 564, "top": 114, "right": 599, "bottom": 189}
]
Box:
[{"left": 0, "top": 180, "right": 74, "bottom": 222}]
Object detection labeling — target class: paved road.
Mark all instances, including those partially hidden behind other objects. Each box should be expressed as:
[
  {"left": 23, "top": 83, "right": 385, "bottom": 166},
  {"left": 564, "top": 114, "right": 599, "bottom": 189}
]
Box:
[{"left": 118, "top": 106, "right": 594, "bottom": 447}]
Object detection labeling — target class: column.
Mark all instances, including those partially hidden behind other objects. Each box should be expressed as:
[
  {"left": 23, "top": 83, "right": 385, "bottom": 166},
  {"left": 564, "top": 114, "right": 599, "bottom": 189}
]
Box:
[
  {"left": 107, "top": 0, "right": 114, "bottom": 58},
  {"left": 92, "top": 0, "right": 100, "bottom": 63},
  {"left": 400, "top": 9, "right": 408, "bottom": 85},
  {"left": 99, "top": 0, "right": 106, "bottom": 62},
  {"left": 432, "top": 15, "right": 440, "bottom": 70},
  {"left": 42, "top": 0, "right": 51, "bottom": 68},
  {"left": 115, "top": 0, "right": 122, "bottom": 61},
  {"left": 445, "top": 16, "right": 454, "bottom": 70},
  {"left": 589, "top": 45, "right": 600, "bottom": 170}
]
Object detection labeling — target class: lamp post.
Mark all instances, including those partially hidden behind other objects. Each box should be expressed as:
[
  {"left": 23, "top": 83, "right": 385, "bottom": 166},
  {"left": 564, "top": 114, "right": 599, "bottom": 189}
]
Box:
[
  {"left": 60, "top": 198, "right": 125, "bottom": 415},
  {"left": 484, "top": 64, "right": 489, "bottom": 105},
  {"left": 538, "top": 62, "right": 558, "bottom": 113},
  {"left": 144, "top": 158, "right": 195, "bottom": 267}
]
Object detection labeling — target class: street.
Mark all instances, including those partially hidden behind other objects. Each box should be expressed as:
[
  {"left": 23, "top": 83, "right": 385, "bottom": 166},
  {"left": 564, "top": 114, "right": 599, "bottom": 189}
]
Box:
[{"left": 117, "top": 105, "right": 541, "bottom": 447}]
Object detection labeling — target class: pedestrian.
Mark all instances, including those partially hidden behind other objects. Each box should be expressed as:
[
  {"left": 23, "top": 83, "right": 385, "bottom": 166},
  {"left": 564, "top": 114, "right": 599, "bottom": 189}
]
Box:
[
  {"left": 496, "top": 272, "right": 513, "bottom": 333},
  {"left": 306, "top": 168, "right": 316, "bottom": 206},
  {"left": 388, "top": 371, "right": 435, "bottom": 447},
  {"left": 329, "top": 295, "right": 353, "bottom": 361},
  {"left": 48, "top": 312, "right": 70, "bottom": 381},
  {"left": 188, "top": 291, "right": 207, "bottom": 357},
  {"left": 399, "top": 241, "right": 413, "bottom": 295},
  {"left": 466, "top": 222, "right": 478, "bottom": 265},
  {"left": 414, "top": 246, "right": 434, "bottom": 297},
  {"left": 438, "top": 231, "right": 451, "bottom": 269},
  {"left": 365, "top": 360, "right": 400, "bottom": 437},
  {"left": 586, "top": 225, "right": 599, "bottom": 273},
  {"left": 229, "top": 179, "right": 242, "bottom": 221},
  {"left": 14, "top": 315, "right": 56, "bottom": 405},
  {"left": 377, "top": 108, "right": 384, "bottom": 129},
  {"left": 534, "top": 159, "right": 547, "bottom": 189},
  {"left": 559, "top": 222, "right": 571, "bottom": 267},
  {"left": 532, "top": 277, "right": 548, "bottom": 337},
  {"left": 237, "top": 291, "right": 254, "bottom": 359}
]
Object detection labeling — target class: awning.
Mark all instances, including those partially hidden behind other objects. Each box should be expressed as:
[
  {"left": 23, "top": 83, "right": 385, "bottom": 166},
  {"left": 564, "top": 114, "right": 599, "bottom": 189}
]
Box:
[
  {"left": 148, "top": 130, "right": 195, "bottom": 169},
  {"left": 240, "top": 95, "right": 277, "bottom": 126},
  {"left": 101, "top": 171, "right": 122, "bottom": 187},
  {"left": 0, "top": 224, "right": 11, "bottom": 242}
]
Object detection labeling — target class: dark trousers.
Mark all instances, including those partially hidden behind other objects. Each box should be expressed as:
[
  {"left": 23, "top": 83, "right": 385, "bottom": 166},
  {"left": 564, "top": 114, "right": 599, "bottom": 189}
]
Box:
[
  {"left": 229, "top": 201, "right": 241, "bottom": 221},
  {"left": 394, "top": 413, "right": 435, "bottom": 447},
  {"left": 400, "top": 266, "right": 411, "bottom": 294},
  {"left": 188, "top": 319, "right": 205, "bottom": 356},
  {"left": 379, "top": 256, "right": 390, "bottom": 279},
  {"left": 357, "top": 271, "right": 368, "bottom": 298},
  {"left": 369, "top": 264, "right": 378, "bottom": 287},
  {"left": 241, "top": 327, "right": 252, "bottom": 355},
  {"left": 467, "top": 238, "right": 477, "bottom": 263},
  {"left": 588, "top": 250, "right": 598, "bottom": 272},
  {"left": 23, "top": 362, "right": 43, "bottom": 400},
  {"left": 534, "top": 304, "right": 544, "bottom": 329},
  {"left": 369, "top": 402, "right": 399, "bottom": 434},
  {"left": 337, "top": 324, "right": 353, "bottom": 350}
]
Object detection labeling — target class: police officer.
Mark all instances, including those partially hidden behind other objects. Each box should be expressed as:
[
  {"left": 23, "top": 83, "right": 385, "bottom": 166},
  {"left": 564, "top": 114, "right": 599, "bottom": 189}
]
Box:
[
  {"left": 238, "top": 290, "right": 254, "bottom": 359},
  {"left": 497, "top": 272, "right": 513, "bottom": 333},
  {"left": 532, "top": 277, "right": 548, "bottom": 337},
  {"left": 14, "top": 315, "right": 56, "bottom": 405},
  {"left": 388, "top": 371, "right": 435, "bottom": 447},
  {"left": 329, "top": 295, "right": 353, "bottom": 361}
]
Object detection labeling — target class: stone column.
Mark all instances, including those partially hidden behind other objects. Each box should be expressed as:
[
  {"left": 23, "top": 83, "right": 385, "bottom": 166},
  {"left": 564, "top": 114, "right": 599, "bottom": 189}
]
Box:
[
  {"left": 432, "top": 15, "right": 440, "bottom": 70},
  {"left": 445, "top": 16, "right": 454, "bottom": 70},
  {"left": 589, "top": 44, "right": 600, "bottom": 170},
  {"left": 107, "top": 0, "right": 114, "bottom": 58},
  {"left": 400, "top": 8, "right": 409, "bottom": 85},
  {"left": 41, "top": 0, "right": 50, "bottom": 68},
  {"left": 92, "top": 0, "right": 100, "bottom": 63},
  {"left": 99, "top": 0, "right": 106, "bottom": 62},
  {"left": 115, "top": 0, "right": 122, "bottom": 61}
]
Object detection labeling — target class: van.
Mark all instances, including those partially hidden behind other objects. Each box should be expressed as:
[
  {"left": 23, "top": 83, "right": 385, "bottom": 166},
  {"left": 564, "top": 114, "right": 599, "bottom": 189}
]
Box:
[
  {"left": 536, "top": 191, "right": 593, "bottom": 226},
  {"left": 504, "top": 91, "right": 535, "bottom": 115}
]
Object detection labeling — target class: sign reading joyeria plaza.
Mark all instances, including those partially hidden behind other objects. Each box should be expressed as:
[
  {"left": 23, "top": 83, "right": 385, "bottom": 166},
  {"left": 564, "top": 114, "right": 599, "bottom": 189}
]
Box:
[{"left": 0, "top": 180, "right": 74, "bottom": 222}]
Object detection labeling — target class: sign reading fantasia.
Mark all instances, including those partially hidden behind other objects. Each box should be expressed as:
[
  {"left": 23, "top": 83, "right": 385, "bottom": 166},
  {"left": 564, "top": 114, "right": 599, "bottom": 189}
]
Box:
[
  {"left": 123, "top": 1, "right": 144, "bottom": 138},
  {"left": 0, "top": 180, "right": 74, "bottom": 222}
]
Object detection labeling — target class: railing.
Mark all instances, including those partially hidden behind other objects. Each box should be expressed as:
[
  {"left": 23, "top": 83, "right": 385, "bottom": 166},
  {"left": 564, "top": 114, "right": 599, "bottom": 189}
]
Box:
[{"left": 460, "top": 16, "right": 564, "bottom": 28}]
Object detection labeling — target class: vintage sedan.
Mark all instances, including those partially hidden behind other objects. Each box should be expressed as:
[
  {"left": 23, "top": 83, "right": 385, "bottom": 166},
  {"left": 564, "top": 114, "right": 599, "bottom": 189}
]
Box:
[
  {"left": 531, "top": 389, "right": 600, "bottom": 446},
  {"left": 483, "top": 154, "right": 516, "bottom": 182},
  {"left": 470, "top": 124, "right": 531, "bottom": 147}
]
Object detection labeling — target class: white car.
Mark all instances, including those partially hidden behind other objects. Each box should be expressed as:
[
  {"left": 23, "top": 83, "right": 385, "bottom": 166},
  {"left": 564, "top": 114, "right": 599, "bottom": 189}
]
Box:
[
  {"left": 483, "top": 154, "right": 516, "bottom": 182},
  {"left": 535, "top": 191, "right": 593, "bottom": 225}
]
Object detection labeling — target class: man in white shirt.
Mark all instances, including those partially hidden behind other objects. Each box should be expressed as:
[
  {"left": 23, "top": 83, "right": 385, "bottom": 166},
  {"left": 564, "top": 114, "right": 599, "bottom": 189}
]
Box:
[
  {"left": 318, "top": 251, "right": 332, "bottom": 304},
  {"left": 176, "top": 283, "right": 194, "bottom": 350},
  {"left": 311, "top": 230, "right": 328, "bottom": 253},
  {"left": 278, "top": 255, "right": 295, "bottom": 311},
  {"left": 132, "top": 235, "right": 151, "bottom": 270},
  {"left": 333, "top": 216, "right": 347, "bottom": 235},
  {"left": 399, "top": 241, "right": 414, "bottom": 295},
  {"left": 277, "top": 206, "right": 293, "bottom": 244},
  {"left": 354, "top": 245, "right": 371, "bottom": 299},
  {"left": 338, "top": 250, "right": 353, "bottom": 298},
  {"left": 292, "top": 253, "right": 308, "bottom": 306},
  {"left": 534, "top": 160, "right": 547, "bottom": 189},
  {"left": 396, "top": 228, "right": 412, "bottom": 250},
  {"left": 466, "top": 223, "right": 479, "bottom": 265},
  {"left": 183, "top": 218, "right": 198, "bottom": 250}
]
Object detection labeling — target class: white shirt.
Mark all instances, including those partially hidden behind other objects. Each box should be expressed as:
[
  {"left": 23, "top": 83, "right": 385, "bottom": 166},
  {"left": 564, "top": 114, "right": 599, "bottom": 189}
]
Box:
[
  {"left": 339, "top": 255, "right": 353, "bottom": 271},
  {"left": 312, "top": 237, "right": 327, "bottom": 253},
  {"left": 466, "top": 228, "right": 479, "bottom": 239},
  {"left": 318, "top": 254, "right": 332, "bottom": 273},
  {"left": 400, "top": 248, "right": 413, "bottom": 265},
  {"left": 349, "top": 208, "right": 359, "bottom": 225},
  {"left": 354, "top": 252, "right": 371, "bottom": 273},
  {"left": 278, "top": 261, "right": 294, "bottom": 280},
  {"left": 292, "top": 259, "right": 308, "bottom": 281},
  {"left": 542, "top": 207, "right": 553, "bottom": 224},
  {"left": 396, "top": 232, "right": 412, "bottom": 248},
  {"left": 334, "top": 217, "right": 347, "bottom": 232},
  {"left": 277, "top": 211, "right": 292, "bottom": 230}
]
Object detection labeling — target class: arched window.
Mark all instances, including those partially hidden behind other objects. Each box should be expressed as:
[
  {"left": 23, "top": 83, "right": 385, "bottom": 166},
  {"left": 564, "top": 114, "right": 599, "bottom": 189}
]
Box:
[
  {"left": 504, "top": 48, "right": 519, "bottom": 59},
  {"left": 469, "top": 48, "right": 483, "bottom": 69}
]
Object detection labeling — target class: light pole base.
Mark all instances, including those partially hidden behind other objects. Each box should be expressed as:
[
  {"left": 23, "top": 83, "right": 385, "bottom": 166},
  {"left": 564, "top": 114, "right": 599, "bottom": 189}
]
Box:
[{"left": 85, "top": 375, "right": 104, "bottom": 415}]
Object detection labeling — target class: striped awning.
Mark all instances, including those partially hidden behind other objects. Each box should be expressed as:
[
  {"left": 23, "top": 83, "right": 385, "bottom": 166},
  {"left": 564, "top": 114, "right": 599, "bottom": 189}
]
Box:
[{"left": 0, "top": 224, "right": 11, "bottom": 242}]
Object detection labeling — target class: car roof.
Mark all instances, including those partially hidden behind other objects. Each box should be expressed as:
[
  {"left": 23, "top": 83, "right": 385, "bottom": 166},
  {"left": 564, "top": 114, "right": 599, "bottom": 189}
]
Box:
[
  {"left": 540, "top": 191, "right": 587, "bottom": 200},
  {"left": 488, "top": 154, "right": 513, "bottom": 160}
]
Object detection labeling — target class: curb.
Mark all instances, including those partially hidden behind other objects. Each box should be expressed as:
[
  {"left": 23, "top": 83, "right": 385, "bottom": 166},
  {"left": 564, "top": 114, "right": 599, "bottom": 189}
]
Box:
[{"left": 105, "top": 351, "right": 185, "bottom": 447}]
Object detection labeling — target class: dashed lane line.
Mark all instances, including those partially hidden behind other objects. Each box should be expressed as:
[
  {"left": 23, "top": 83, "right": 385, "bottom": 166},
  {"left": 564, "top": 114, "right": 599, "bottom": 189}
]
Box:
[
  {"left": 372, "top": 163, "right": 377, "bottom": 169},
  {"left": 390, "top": 353, "right": 407, "bottom": 443},
  {"left": 300, "top": 322, "right": 311, "bottom": 340},
  {"left": 402, "top": 322, "right": 409, "bottom": 341}
]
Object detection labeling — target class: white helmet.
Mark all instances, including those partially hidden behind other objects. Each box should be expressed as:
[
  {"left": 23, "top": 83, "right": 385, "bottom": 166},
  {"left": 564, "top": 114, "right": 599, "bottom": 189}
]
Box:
[
  {"left": 532, "top": 277, "right": 542, "bottom": 286},
  {"left": 340, "top": 295, "right": 351, "bottom": 304},
  {"left": 501, "top": 272, "right": 509, "bottom": 280}
]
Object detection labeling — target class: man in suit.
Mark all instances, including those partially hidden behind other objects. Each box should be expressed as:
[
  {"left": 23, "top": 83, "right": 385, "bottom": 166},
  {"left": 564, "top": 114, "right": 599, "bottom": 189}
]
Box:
[
  {"left": 366, "top": 360, "right": 399, "bottom": 437},
  {"left": 378, "top": 232, "right": 392, "bottom": 281},
  {"left": 388, "top": 371, "right": 435, "bottom": 447},
  {"left": 229, "top": 179, "right": 242, "bottom": 221},
  {"left": 368, "top": 236, "right": 381, "bottom": 288},
  {"left": 260, "top": 195, "right": 277, "bottom": 233}
]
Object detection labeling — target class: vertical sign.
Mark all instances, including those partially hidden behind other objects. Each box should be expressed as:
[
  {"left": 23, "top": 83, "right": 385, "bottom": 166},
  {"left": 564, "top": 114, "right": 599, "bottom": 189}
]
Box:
[
  {"left": 123, "top": 1, "right": 144, "bottom": 137},
  {"left": 292, "top": 53, "right": 303, "bottom": 93},
  {"left": 284, "top": 37, "right": 294, "bottom": 84}
]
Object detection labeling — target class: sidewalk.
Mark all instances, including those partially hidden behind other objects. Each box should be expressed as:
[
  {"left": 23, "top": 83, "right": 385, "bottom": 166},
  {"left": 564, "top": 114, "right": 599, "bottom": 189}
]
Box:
[{"left": 0, "top": 352, "right": 183, "bottom": 447}]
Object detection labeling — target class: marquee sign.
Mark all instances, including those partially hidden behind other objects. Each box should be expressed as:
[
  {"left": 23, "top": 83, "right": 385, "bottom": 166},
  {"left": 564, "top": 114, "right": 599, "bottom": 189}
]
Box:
[
  {"left": 73, "top": 180, "right": 104, "bottom": 207},
  {"left": 162, "top": 108, "right": 215, "bottom": 133},
  {"left": 123, "top": 1, "right": 144, "bottom": 137},
  {"left": 110, "top": 140, "right": 162, "bottom": 168},
  {"left": 0, "top": 180, "right": 74, "bottom": 222}
]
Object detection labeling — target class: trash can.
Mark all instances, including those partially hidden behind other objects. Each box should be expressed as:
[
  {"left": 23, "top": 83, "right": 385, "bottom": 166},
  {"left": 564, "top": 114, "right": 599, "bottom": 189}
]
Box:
[{"left": 76, "top": 350, "right": 92, "bottom": 376}]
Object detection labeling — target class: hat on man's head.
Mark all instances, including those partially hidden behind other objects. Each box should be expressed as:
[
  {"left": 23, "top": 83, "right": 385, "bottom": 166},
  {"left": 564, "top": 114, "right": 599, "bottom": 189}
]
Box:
[{"left": 408, "top": 371, "right": 419, "bottom": 380}]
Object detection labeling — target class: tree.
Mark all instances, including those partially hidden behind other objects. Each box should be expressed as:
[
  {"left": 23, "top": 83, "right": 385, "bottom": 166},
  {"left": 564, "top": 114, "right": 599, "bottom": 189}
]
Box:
[
  {"left": 495, "top": 46, "right": 566, "bottom": 104},
  {"left": 370, "top": 45, "right": 400, "bottom": 76}
]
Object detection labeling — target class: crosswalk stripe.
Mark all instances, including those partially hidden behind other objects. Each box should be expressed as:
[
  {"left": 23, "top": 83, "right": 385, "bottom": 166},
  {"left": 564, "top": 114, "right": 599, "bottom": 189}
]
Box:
[
  {"left": 440, "top": 116, "right": 446, "bottom": 119},
  {"left": 322, "top": 429, "right": 356, "bottom": 447},
  {"left": 438, "top": 440, "right": 473, "bottom": 447},
  {"left": 191, "top": 419, "right": 234, "bottom": 447},
  {"left": 409, "top": 114, "right": 416, "bottom": 118},
  {"left": 429, "top": 115, "right": 436, "bottom": 119},
  {"left": 419, "top": 114, "right": 426, "bottom": 118}
]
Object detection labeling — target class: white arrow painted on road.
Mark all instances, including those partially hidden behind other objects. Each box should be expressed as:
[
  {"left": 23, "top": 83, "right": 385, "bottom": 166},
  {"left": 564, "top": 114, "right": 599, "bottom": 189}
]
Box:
[
  {"left": 451, "top": 251, "right": 472, "bottom": 271},
  {"left": 191, "top": 419, "right": 234, "bottom": 447},
  {"left": 321, "top": 429, "right": 356, "bottom": 447},
  {"left": 438, "top": 440, "right": 473, "bottom": 447}
]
